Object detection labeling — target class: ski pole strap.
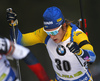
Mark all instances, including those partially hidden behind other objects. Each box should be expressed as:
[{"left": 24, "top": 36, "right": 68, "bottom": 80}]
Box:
[{"left": 10, "top": 25, "right": 18, "bottom": 42}]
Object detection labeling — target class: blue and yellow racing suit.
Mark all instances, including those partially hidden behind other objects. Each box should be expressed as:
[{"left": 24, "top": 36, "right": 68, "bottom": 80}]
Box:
[{"left": 10, "top": 23, "right": 96, "bottom": 81}]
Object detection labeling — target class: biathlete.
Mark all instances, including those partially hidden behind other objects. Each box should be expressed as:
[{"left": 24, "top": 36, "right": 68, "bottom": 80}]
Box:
[
  {"left": 6, "top": 7, "right": 96, "bottom": 81},
  {"left": 0, "top": 36, "right": 51, "bottom": 81}
]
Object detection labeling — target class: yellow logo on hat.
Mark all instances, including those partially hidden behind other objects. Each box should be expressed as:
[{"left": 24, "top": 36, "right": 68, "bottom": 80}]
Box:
[
  {"left": 44, "top": 26, "right": 48, "bottom": 28},
  {"left": 57, "top": 18, "right": 62, "bottom": 22}
]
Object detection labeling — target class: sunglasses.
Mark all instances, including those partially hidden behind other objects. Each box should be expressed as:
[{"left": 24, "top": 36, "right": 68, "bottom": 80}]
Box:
[{"left": 43, "top": 25, "right": 62, "bottom": 35}]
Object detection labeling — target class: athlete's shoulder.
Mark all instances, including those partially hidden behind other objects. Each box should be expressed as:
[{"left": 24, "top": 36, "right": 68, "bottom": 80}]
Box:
[
  {"left": 34, "top": 27, "right": 48, "bottom": 43},
  {"left": 70, "top": 23, "right": 89, "bottom": 44},
  {"left": 73, "top": 32, "right": 90, "bottom": 47}
]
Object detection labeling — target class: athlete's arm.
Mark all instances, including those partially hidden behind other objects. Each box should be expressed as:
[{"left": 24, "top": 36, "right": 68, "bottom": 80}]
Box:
[
  {"left": 6, "top": 8, "right": 47, "bottom": 46},
  {"left": 0, "top": 37, "right": 50, "bottom": 81},
  {"left": 23, "top": 52, "right": 50, "bottom": 81},
  {"left": 73, "top": 31, "right": 96, "bottom": 63},
  {"left": 21, "top": 28, "right": 47, "bottom": 46}
]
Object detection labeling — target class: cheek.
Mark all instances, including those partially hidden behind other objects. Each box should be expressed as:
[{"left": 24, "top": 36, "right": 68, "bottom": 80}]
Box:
[{"left": 57, "top": 30, "right": 64, "bottom": 39}]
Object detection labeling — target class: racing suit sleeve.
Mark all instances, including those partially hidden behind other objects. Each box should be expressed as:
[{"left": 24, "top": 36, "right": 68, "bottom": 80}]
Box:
[
  {"left": 73, "top": 30, "right": 96, "bottom": 63},
  {"left": 10, "top": 26, "right": 47, "bottom": 46}
]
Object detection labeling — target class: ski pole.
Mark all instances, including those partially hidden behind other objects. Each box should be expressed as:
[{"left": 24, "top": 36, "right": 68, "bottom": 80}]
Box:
[
  {"left": 7, "top": 8, "right": 22, "bottom": 81},
  {"left": 78, "top": 0, "right": 93, "bottom": 80},
  {"left": 11, "top": 20, "right": 22, "bottom": 81}
]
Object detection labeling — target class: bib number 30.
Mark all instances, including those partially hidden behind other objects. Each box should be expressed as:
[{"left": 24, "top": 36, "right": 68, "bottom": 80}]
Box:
[{"left": 55, "top": 59, "right": 71, "bottom": 71}]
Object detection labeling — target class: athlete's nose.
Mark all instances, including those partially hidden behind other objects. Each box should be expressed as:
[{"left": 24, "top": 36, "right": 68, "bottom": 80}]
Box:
[{"left": 49, "top": 35, "right": 55, "bottom": 39}]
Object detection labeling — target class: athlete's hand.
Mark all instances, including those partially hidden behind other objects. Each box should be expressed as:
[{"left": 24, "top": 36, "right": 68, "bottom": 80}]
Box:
[
  {"left": 66, "top": 42, "right": 82, "bottom": 55},
  {"left": 0, "top": 37, "right": 15, "bottom": 55},
  {"left": 6, "top": 8, "right": 18, "bottom": 27},
  {"left": 0, "top": 37, "right": 8, "bottom": 54}
]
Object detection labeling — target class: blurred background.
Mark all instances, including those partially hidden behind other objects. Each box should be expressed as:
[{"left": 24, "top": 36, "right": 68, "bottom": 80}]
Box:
[{"left": 0, "top": 0, "right": 100, "bottom": 81}]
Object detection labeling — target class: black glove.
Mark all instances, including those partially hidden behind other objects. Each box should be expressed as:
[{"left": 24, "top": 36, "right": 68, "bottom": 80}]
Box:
[
  {"left": 66, "top": 42, "right": 82, "bottom": 55},
  {"left": 6, "top": 8, "right": 18, "bottom": 27},
  {"left": 6, "top": 8, "right": 17, "bottom": 21}
]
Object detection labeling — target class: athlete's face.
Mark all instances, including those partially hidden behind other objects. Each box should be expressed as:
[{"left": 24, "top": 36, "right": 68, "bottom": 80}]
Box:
[{"left": 45, "top": 23, "right": 67, "bottom": 43}]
